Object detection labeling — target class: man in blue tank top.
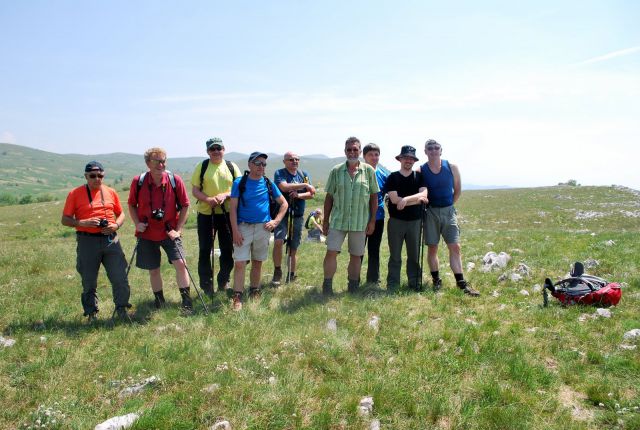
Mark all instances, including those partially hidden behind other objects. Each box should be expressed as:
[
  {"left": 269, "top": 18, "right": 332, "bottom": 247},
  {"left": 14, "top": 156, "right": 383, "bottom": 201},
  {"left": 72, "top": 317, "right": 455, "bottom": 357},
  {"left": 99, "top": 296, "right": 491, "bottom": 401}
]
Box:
[{"left": 419, "top": 139, "right": 480, "bottom": 296}]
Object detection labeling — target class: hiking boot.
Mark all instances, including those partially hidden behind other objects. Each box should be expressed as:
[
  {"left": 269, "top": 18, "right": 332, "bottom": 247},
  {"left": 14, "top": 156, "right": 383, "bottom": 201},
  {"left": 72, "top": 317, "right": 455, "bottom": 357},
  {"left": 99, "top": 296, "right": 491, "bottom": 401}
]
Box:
[
  {"left": 201, "top": 284, "right": 214, "bottom": 298},
  {"left": 217, "top": 281, "right": 230, "bottom": 294},
  {"left": 86, "top": 311, "right": 98, "bottom": 323},
  {"left": 347, "top": 279, "right": 359, "bottom": 294},
  {"left": 459, "top": 281, "right": 480, "bottom": 297},
  {"left": 113, "top": 307, "right": 132, "bottom": 323},
  {"left": 285, "top": 272, "right": 297, "bottom": 283},
  {"left": 432, "top": 278, "right": 443, "bottom": 292},
  {"left": 154, "top": 291, "right": 166, "bottom": 309},
  {"left": 249, "top": 287, "right": 261, "bottom": 300},
  {"left": 272, "top": 267, "right": 283, "bottom": 285},
  {"left": 180, "top": 288, "right": 193, "bottom": 311},
  {"left": 409, "top": 280, "right": 423, "bottom": 292},
  {"left": 232, "top": 292, "right": 243, "bottom": 311},
  {"left": 322, "top": 279, "right": 334, "bottom": 296}
]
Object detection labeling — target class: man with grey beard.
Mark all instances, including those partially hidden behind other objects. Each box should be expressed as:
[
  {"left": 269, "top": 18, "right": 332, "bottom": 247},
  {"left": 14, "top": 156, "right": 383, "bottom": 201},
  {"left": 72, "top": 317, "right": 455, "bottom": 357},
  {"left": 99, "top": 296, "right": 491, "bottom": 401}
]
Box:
[{"left": 321, "top": 137, "right": 379, "bottom": 295}]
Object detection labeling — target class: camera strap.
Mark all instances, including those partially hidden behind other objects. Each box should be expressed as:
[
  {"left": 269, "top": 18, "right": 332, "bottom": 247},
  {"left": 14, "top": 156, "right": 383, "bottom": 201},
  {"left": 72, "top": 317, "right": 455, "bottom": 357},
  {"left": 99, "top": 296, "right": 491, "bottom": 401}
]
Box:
[
  {"left": 85, "top": 184, "right": 105, "bottom": 208},
  {"left": 147, "top": 176, "right": 166, "bottom": 214}
]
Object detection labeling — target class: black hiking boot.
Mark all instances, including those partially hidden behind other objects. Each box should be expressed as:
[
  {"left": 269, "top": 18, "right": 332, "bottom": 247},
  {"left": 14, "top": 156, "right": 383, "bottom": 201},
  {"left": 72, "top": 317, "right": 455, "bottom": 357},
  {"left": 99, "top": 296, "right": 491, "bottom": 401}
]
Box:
[
  {"left": 153, "top": 291, "right": 166, "bottom": 309},
  {"left": 347, "top": 279, "right": 359, "bottom": 294},
  {"left": 179, "top": 288, "right": 193, "bottom": 312},
  {"left": 433, "top": 278, "right": 443, "bottom": 293},
  {"left": 322, "top": 279, "right": 334, "bottom": 296},
  {"left": 272, "top": 267, "right": 283, "bottom": 286}
]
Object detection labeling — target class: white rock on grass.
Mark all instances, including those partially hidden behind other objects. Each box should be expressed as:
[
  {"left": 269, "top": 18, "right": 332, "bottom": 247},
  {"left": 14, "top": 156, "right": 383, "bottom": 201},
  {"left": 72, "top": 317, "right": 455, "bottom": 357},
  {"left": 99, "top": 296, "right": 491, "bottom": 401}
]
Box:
[
  {"left": 370, "top": 419, "right": 381, "bottom": 430},
  {"left": 619, "top": 344, "right": 637, "bottom": 351},
  {"left": 481, "top": 251, "right": 511, "bottom": 272},
  {"left": 202, "top": 383, "right": 221, "bottom": 393},
  {"left": 491, "top": 290, "right": 500, "bottom": 298},
  {"left": 358, "top": 396, "right": 374, "bottom": 416},
  {"left": 486, "top": 242, "right": 494, "bottom": 247},
  {"left": 515, "top": 263, "right": 531, "bottom": 276},
  {"left": 94, "top": 413, "right": 139, "bottom": 430},
  {"left": 511, "top": 273, "right": 523, "bottom": 282},
  {"left": 623, "top": 329, "right": 640, "bottom": 340},
  {"left": 466, "top": 262, "right": 476, "bottom": 272},
  {"left": 604, "top": 240, "right": 616, "bottom": 246},
  {"left": 210, "top": 420, "right": 232, "bottom": 430},
  {"left": 532, "top": 284, "right": 542, "bottom": 293},
  {"left": 584, "top": 258, "right": 599, "bottom": 269},
  {"left": 326, "top": 319, "right": 337, "bottom": 332},
  {"left": 519, "top": 289, "right": 529, "bottom": 296},
  {"left": 595, "top": 308, "right": 612, "bottom": 318},
  {"left": 118, "top": 376, "right": 160, "bottom": 397},
  {"left": 368, "top": 316, "right": 380, "bottom": 331},
  {"left": 0, "top": 336, "right": 16, "bottom": 347}
]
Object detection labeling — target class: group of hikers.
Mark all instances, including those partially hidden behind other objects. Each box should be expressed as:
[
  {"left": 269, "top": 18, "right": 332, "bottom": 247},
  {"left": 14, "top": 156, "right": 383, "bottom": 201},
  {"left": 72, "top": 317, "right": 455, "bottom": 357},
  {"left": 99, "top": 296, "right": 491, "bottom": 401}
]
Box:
[{"left": 61, "top": 136, "right": 479, "bottom": 322}]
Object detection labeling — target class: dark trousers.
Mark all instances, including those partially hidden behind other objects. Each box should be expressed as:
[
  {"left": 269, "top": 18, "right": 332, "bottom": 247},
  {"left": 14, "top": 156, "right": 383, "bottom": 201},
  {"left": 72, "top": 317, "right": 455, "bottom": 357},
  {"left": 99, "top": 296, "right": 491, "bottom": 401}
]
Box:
[
  {"left": 76, "top": 234, "right": 130, "bottom": 316},
  {"left": 386, "top": 217, "right": 421, "bottom": 287},
  {"left": 366, "top": 219, "right": 385, "bottom": 283},
  {"left": 197, "top": 212, "right": 234, "bottom": 289}
]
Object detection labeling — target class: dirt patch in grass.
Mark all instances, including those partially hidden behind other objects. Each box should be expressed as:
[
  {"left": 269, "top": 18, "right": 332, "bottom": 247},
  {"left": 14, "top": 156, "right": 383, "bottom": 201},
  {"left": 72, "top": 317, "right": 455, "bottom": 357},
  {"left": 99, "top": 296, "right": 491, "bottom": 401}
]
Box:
[{"left": 559, "top": 385, "right": 594, "bottom": 422}]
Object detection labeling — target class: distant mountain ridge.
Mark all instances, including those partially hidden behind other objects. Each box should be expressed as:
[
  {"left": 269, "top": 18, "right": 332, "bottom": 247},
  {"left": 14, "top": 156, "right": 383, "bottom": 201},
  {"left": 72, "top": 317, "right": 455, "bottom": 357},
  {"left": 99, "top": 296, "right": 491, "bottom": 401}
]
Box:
[{"left": 0, "top": 143, "right": 509, "bottom": 202}]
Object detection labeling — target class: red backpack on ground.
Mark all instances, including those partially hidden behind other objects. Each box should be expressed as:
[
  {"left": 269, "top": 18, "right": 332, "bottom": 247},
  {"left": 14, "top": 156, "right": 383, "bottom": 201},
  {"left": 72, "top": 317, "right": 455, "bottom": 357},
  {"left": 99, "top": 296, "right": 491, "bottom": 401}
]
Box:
[{"left": 543, "top": 262, "right": 622, "bottom": 307}]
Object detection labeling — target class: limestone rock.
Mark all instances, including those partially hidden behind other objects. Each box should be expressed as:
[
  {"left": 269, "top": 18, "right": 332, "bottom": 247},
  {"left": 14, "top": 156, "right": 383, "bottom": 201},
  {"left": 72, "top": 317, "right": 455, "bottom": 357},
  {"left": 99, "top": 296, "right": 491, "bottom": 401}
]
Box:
[{"left": 94, "top": 413, "right": 139, "bottom": 430}]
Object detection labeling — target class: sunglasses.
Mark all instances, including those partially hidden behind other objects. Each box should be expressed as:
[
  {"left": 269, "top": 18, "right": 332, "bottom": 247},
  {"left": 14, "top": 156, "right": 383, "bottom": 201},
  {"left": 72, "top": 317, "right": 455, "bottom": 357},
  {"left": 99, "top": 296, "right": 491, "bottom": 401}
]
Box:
[
  {"left": 208, "top": 145, "right": 223, "bottom": 151},
  {"left": 426, "top": 146, "right": 441, "bottom": 151},
  {"left": 150, "top": 159, "right": 167, "bottom": 164},
  {"left": 87, "top": 173, "right": 104, "bottom": 179},
  {"left": 286, "top": 158, "right": 300, "bottom": 162},
  {"left": 252, "top": 161, "right": 267, "bottom": 167}
]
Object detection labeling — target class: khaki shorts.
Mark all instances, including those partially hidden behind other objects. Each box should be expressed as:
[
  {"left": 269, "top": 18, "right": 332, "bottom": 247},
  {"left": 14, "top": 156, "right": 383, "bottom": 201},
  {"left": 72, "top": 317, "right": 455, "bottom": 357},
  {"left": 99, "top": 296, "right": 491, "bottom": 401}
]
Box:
[
  {"left": 326, "top": 229, "right": 366, "bottom": 256},
  {"left": 233, "top": 222, "right": 271, "bottom": 262},
  {"left": 424, "top": 205, "right": 460, "bottom": 245}
]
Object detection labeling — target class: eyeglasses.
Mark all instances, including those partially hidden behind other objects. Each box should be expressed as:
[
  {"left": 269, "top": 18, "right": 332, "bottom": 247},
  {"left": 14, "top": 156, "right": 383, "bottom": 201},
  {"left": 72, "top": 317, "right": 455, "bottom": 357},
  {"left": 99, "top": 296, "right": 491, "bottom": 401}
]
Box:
[
  {"left": 87, "top": 173, "right": 104, "bottom": 179},
  {"left": 208, "top": 146, "right": 223, "bottom": 152},
  {"left": 345, "top": 148, "right": 360, "bottom": 153},
  {"left": 252, "top": 161, "right": 267, "bottom": 167},
  {"left": 286, "top": 158, "right": 300, "bottom": 162},
  {"left": 426, "top": 146, "right": 441, "bottom": 151},
  {"left": 150, "top": 159, "right": 167, "bottom": 165}
]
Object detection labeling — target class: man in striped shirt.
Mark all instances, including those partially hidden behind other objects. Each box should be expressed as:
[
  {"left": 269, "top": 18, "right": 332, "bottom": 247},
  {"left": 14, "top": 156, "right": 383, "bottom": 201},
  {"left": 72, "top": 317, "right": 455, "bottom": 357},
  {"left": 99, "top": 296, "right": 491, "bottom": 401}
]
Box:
[{"left": 321, "top": 137, "right": 380, "bottom": 295}]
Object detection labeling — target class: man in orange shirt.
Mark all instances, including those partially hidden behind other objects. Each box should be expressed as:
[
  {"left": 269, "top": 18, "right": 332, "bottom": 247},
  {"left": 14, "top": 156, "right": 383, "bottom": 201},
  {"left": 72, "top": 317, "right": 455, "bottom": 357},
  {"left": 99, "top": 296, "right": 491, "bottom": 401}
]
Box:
[{"left": 61, "top": 161, "right": 132, "bottom": 322}]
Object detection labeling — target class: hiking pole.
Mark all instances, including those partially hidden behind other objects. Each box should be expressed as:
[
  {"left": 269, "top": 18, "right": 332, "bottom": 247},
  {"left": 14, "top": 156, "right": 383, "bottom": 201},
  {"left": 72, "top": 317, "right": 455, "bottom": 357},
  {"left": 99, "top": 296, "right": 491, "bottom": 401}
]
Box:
[
  {"left": 125, "top": 237, "right": 140, "bottom": 278},
  {"left": 171, "top": 233, "right": 209, "bottom": 314},
  {"left": 418, "top": 203, "right": 425, "bottom": 290},
  {"left": 210, "top": 212, "right": 217, "bottom": 294},
  {"left": 285, "top": 196, "right": 294, "bottom": 283}
]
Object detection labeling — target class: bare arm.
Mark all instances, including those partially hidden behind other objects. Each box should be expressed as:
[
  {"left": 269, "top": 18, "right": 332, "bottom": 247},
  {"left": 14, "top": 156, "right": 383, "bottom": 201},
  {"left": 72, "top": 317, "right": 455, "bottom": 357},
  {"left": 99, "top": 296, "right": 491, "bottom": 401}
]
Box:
[
  {"left": 322, "top": 193, "right": 333, "bottom": 236},
  {"left": 192, "top": 185, "right": 230, "bottom": 208},
  {"left": 450, "top": 163, "right": 462, "bottom": 204},
  {"left": 128, "top": 203, "right": 147, "bottom": 233},
  {"left": 265, "top": 195, "right": 288, "bottom": 231},
  {"left": 167, "top": 206, "right": 189, "bottom": 240},
  {"left": 229, "top": 197, "right": 243, "bottom": 246}
]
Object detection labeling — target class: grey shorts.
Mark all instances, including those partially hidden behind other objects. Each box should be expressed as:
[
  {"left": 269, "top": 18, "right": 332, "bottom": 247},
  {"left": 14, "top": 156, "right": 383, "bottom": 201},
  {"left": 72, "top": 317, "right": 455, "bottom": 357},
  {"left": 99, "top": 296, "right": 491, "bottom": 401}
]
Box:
[
  {"left": 326, "top": 229, "right": 366, "bottom": 256},
  {"left": 233, "top": 222, "right": 271, "bottom": 262},
  {"left": 424, "top": 205, "right": 460, "bottom": 245},
  {"left": 136, "top": 237, "right": 185, "bottom": 270},
  {"left": 274, "top": 215, "right": 304, "bottom": 250}
]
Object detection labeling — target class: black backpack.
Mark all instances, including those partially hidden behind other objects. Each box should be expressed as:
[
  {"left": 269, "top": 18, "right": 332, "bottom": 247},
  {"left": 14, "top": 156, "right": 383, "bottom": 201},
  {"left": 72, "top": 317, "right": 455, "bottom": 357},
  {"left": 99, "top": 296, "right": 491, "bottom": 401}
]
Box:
[
  {"left": 238, "top": 171, "right": 279, "bottom": 219},
  {"left": 136, "top": 171, "right": 181, "bottom": 210},
  {"left": 198, "top": 159, "right": 239, "bottom": 191}
]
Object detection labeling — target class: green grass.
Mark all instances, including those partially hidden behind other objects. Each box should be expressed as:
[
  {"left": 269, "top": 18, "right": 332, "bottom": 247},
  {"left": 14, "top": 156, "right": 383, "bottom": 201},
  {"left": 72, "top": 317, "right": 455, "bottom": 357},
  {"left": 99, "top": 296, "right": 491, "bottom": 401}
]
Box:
[{"left": 1, "top": 185, "right": 639, "bottom": 429}]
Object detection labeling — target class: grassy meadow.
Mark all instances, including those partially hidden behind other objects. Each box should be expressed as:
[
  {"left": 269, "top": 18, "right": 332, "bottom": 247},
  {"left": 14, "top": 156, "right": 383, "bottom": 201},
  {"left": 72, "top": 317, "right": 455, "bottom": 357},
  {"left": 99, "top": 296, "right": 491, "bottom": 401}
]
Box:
[{"left": 1, "top": 185, "right": 639, "bottom": 429}]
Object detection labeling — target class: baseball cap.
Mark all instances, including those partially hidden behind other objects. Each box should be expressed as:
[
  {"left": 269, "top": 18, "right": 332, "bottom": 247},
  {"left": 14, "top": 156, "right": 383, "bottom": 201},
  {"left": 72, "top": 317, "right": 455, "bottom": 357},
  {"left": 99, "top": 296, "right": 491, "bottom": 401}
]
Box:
[
  {"left": 85, "top": 161, "right": 104, "bottom": 172},
  {"left": 206, "top": 137, "right": 224, "bottom": 150},
  {"left": 248, "top": 151, "right": 268, "bottom": 162}
]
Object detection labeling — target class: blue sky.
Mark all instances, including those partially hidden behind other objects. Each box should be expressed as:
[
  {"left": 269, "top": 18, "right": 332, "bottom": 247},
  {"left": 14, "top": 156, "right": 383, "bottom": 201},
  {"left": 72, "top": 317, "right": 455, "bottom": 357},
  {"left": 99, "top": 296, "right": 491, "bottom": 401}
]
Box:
[{"left": 1, "top": 1, "right": 639, "bottom": 188}]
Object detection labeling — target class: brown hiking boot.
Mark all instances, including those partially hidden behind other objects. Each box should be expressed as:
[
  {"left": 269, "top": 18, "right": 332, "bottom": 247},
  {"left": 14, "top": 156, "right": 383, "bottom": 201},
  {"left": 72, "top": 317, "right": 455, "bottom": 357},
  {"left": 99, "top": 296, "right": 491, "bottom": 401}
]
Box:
[
  {"left": 249, "top": 287, "right": 261, "bottom": 300},
  {"left": 272, "top": 267, "right": 283, "bottom": 285},
  {"left": 232, "top": 292, "right": 243, "bottom": 311},
  {"left": 459, "top": 282, "right": 480, "bottom": 297}
]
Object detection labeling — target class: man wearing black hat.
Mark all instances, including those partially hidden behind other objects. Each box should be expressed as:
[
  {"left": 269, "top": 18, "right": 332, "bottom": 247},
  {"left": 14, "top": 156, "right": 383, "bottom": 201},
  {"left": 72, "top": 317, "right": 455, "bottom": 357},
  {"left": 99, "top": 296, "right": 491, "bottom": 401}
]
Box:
[
  {"left": 191, "top": 138, "right": 240, "bottom": 296},
  {"left": 385, "top": 146, "right": 429, "bottom": 290},
  {"left": 61, "top": 161, "right": 132, "bottom": 321},
  {"left": 229, "top": 152, "right": 288, "bottom": 310},
  {"left": 419, "top": 139, "right": 480, "bottom": 296}
]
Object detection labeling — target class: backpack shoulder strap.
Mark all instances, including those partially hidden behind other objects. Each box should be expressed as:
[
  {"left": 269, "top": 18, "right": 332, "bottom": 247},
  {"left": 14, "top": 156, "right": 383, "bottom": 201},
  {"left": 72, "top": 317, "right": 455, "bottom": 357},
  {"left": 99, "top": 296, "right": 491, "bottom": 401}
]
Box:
[
  {"left": 165, "top": 170, "right": 181, "bottom": 210},
  {"left": 225, "top": 160, "right": 238, "bottom": 179},
  {"left": 238, "top": 171, "right": 249, "bottom": 206},
  {"left": 198, "top": 159, "right": 210, "bottom": 191},
  {"left": 135, "top": 172, "right": 148, "bottom": 202}
]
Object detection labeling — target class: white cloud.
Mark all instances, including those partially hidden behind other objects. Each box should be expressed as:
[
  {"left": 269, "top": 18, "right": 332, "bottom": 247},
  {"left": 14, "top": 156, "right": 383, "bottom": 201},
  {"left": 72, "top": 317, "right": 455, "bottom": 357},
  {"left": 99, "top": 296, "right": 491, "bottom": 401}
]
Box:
[
  {"left": 0, "top": 131, "right": 16, "bottom": 144},
  {"left": 577, "top": 46, "right": 640, "bottom": 66}
]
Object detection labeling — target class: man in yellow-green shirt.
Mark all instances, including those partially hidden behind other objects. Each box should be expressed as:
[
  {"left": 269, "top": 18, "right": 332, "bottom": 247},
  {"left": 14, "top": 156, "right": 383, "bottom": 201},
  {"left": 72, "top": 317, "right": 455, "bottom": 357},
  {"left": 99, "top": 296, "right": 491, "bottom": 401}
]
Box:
[
  {"left": 191, "top": 138, "right": 240, "bottom": 296},
  {"left": 321, "top": 136, "right": 379, "bottom": 295}
]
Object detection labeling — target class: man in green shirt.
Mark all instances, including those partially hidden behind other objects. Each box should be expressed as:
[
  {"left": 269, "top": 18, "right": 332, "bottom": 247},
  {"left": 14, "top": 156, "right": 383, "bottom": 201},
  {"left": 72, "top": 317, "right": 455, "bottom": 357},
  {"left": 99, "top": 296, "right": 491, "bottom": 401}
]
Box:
[{"left": 322, "top": 137, "right": 379, "bottom": 295}]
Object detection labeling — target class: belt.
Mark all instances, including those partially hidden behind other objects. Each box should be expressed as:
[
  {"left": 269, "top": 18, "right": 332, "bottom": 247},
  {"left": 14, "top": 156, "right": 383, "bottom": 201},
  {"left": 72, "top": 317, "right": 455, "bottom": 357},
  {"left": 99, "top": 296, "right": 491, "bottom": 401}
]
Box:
[{"left": 77, "top": 231, "right": 114, "bottom": 237}]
